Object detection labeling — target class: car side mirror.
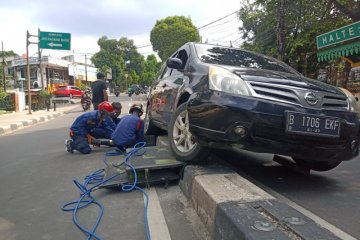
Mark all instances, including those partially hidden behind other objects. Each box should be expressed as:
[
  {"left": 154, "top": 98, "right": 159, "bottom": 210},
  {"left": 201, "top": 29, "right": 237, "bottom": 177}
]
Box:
[{"left": 166, "top": 58, "right": 183, "bottom": 70}]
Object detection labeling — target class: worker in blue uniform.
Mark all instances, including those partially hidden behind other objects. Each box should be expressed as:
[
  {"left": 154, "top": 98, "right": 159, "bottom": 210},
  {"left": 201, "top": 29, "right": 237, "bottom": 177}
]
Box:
[
  {"left": 111, "top": 103, "right": 145, "bottom": 151},
  {"left": 90, "top": 102, "right": 122, "bottom": 139},
  {"left": 65, "top": 101, "right": 115, "bottom": 154}
]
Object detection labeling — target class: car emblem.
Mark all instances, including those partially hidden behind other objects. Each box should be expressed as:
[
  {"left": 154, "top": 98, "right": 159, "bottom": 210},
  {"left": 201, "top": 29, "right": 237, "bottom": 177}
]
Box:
[{"left": 304, "top": 92, "right": 318, "bottom": 105}]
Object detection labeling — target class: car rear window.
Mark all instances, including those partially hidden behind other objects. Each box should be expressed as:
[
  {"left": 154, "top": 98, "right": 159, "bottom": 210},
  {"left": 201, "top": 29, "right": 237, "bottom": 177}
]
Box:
[{"left": 194, "top": 44, "right": 296, "bottom": 74}]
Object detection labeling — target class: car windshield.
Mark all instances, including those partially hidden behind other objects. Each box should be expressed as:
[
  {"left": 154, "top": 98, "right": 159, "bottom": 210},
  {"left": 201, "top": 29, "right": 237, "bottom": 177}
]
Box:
[{"left": 195, "top": 44, "right": 297, "bottom": 74}]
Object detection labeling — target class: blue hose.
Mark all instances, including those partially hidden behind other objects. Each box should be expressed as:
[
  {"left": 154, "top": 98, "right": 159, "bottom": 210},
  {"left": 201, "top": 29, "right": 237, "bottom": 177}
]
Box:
[{"left": 61, "top": 142, "right": 150, "bottom": 240}]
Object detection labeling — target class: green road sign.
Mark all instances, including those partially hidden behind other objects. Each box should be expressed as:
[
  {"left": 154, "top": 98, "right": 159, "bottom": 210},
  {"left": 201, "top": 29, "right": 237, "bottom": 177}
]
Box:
[
  {"left": 39, "top": 31, "right": 71, "bottom": 50},
  {"left": 316, "top": 21, "right": 360, "bottom": 49}
]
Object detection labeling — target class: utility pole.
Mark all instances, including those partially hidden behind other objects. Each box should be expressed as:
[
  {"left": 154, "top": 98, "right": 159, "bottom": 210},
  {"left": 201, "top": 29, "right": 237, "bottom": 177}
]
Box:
[
  {"left": 85, "top": 54, "right": 88, "bottom": 84},
  {"left": 276, "top": 0, "right": 285, "bottom": 61},
  {"left": 38, "top": 28, "right": 44, "bottom": 90},
  {"left": 1, "top": 41, "right": 6, "bottom": 92},
  {"left": 26, "top": 30, "right": 38, "bottom": 114},
  {"left": 26, "top": 31, "right": 32, "bottom": 114}
]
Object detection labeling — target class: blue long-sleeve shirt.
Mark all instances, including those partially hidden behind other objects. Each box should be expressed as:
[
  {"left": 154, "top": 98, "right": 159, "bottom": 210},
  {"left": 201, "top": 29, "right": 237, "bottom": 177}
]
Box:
[
  {"left": 70, "top": 110, "right": 114, "bottom": 137},
  {"left": 111, "top": 114, "right": 144, "bottom": 147}
]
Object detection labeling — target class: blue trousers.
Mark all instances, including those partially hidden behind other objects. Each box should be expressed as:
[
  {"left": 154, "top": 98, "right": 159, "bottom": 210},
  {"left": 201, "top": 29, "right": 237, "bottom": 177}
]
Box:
[{"left": 71, "top": 135, "right": 92, "bottom": 154}]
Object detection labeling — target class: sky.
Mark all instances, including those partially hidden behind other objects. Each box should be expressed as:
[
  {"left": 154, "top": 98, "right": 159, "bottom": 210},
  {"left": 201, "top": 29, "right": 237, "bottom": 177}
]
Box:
[{"left": 0, "top": 0, "right": 243, "bottom": 62}]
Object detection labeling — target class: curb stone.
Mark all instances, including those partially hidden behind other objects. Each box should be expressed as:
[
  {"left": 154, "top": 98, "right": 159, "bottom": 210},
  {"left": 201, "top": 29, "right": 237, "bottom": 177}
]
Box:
[
  {"left": 0, "top": 112, "right": 63, "bottom": 136},
  {"left": 180, "top": 165, "right": 341, "bottom": 240}
]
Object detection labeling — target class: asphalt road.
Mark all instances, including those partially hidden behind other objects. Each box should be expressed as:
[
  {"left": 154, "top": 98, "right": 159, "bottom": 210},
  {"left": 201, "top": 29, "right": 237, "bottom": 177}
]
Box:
[
  {"left": 217, "top": 148, "right": 360, "bottom": 239},
  {"left": 0, "top": 94, "right": 207, "bottom": 240}
]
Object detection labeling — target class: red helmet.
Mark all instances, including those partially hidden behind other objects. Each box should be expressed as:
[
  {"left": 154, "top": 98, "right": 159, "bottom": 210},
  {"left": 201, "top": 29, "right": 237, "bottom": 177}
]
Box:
[{"left": 98, "top": 101, "right": 113, "bottom": 113}]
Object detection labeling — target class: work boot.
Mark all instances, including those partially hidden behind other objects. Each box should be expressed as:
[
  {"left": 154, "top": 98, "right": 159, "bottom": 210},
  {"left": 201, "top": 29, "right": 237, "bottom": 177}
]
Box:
[{"left": 65, "top": 139, "right": 74, "bottom": 153}]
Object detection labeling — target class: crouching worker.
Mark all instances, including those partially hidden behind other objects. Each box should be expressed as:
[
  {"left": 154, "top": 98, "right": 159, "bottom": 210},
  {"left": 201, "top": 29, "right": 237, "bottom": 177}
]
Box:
[
  {"left": 111, "top": 103, "right": 145, "bottom": 152},
  {"left": 90, "top": 102, "right": 122, "bottom": 139},
  {"left": 65, "top": 101, "right": 115, "bottom": 154}
]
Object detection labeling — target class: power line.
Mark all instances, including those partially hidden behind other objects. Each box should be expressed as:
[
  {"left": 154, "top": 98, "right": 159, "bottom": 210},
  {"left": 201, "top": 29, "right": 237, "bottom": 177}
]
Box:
[
  {"left": 198, "top": 15, "right": 239, "bottom": 31},
  {"left": 197, "top": 10, "right": 239, "bottom": 30}
]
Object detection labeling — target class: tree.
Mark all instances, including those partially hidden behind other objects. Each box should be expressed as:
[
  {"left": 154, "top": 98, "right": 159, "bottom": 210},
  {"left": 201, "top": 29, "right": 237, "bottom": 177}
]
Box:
[
  {"left": 91, "top": 36, "right": 145, "bottom": 89},
  {"left": 150, "top": 16, "right": 200, "bottom": 61},
  {"left": 328, "top": 0, "right": 360, "bottom": 21},
  {"left": 238, "top": 0, "right": 353, "bottom": 77},
  {"left": 141, "top": 54, "right": 162, "bottom": 86},
  {"left": 92, "top": 36, "right": 162, "bottom": 89}
]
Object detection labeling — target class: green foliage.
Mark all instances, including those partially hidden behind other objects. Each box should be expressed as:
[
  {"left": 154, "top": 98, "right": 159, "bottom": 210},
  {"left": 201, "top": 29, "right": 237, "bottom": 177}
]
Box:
[
  {"left": 92, "top": 37, "right": 162, "bottom": 90},
  {"left": 150, "top": 16, "right": 200, "bottom": 61},
  {"left": 0, "top": 91, "right": 14, "bottom": 111},
  {"left": 238, "top": 0, "right": 356, "bottom": 76},
  {"left": 38, "top": 89, "right": 51, "bottom": 99}
]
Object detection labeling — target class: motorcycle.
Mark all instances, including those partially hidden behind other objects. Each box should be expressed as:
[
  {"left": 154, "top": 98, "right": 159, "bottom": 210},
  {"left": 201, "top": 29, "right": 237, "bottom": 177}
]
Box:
[
  {"left": 81, "top": 94, "right": 92, "bottom": 111},
  {"left": 114, "top": 88, "right": 120, "bottom": 97}
]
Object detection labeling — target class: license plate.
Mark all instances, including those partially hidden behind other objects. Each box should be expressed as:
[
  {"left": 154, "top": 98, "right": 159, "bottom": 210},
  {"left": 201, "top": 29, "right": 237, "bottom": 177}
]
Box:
[{"left": 285, "top": 111, "right": 340, "bottom": 137}]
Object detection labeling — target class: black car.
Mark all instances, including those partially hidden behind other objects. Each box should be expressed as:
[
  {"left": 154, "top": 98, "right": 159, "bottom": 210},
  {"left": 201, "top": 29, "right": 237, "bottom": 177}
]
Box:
[{"left": 145, "top": 42, "right": 360, "bottom": 171}]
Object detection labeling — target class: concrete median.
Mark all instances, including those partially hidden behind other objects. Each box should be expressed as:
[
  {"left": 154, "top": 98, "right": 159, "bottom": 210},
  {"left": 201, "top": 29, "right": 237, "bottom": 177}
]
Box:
[{"left": 180, "top": 164, "right": 341, "bottom": 240}]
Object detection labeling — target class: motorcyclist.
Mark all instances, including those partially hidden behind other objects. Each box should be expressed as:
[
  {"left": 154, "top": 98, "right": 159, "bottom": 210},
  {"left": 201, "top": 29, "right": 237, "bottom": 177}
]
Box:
[
  {"left": 114, "top": 85, "right": 120, "bottom": 97},
  {"left": 65, "top": 101, "right": 116, "bottom": 154},
  {"left": 81, "top": 89, "right": 92, "bottom": 110},
  {"left": 111, "top": 103, "right": 145, "bottom": 151}
]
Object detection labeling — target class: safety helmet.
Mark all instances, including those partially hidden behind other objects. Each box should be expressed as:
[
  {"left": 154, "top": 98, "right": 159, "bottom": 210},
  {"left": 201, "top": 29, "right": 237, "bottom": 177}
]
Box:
[
  {"left": 98, "top": 101, "right": 114, "bottom": 113},
  {"left": 129, "top": 103, "right": 143, "bottom": 116}
]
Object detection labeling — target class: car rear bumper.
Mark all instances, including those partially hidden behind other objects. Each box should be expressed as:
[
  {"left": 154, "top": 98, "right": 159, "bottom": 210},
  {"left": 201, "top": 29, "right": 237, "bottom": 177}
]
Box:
[{"left": 187, "top": 91, "right": 360, "bottom": 162}]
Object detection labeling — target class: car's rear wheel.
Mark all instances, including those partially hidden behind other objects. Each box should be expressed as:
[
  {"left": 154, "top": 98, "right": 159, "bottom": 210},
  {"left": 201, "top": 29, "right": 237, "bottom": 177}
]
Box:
[
  {"left": 292, "top": 157, "right": 341, "bottom": 172},
  {"left": 168, "top": 103, "right": 210, "bottom": 162},
  {"left": 144, "top": 105, "right": 163, "bottom": 135}
]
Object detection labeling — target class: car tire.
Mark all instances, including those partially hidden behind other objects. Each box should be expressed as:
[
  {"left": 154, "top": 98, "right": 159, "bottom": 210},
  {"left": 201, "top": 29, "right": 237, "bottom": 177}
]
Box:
[
  {"left": 69, "top": 93, "right": 73, "bottom": 99},
  {"left": 293, "top": 158, "right": 341, "bottom": 172},
  {"left": 168, "top": 103, "right": 210, "bottom": 162},
  {"left": 144, "top": 105, "right": 163, "bottom": 135}
]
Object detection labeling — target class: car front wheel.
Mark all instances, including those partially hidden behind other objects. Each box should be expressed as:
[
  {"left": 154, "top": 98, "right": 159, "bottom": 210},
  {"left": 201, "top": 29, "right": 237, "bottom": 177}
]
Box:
[{"left": 168, "top": 103, "right": 210, "bottom": 162}]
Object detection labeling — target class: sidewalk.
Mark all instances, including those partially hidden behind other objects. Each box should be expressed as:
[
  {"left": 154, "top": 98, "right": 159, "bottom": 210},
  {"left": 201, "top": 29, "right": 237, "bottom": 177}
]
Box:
[{"left": 0, "top": 103, "right": 79, "bottom": 136}]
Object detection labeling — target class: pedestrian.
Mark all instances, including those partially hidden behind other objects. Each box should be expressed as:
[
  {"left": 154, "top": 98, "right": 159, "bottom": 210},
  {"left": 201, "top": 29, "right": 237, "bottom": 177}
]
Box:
[
  {"left": 65, "top": 101, "right": 115, "bottom": 154},
  {"left": 111, "top": 103, "right": 145, "bottom": 151},
  {"left": 91, "top": 72, "right": 108, "bottom": 110}
]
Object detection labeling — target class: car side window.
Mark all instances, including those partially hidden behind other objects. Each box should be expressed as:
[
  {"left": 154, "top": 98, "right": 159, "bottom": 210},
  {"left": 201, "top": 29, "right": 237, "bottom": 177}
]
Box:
[{"left": 171, "top": 49, "right": 189, "bottom": 76}]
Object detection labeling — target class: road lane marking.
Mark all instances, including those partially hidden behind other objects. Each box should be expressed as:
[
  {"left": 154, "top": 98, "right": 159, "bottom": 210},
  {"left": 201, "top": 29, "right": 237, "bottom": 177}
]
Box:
[{"left": 144, "top": 187, "right": 172, "bottom": 240}]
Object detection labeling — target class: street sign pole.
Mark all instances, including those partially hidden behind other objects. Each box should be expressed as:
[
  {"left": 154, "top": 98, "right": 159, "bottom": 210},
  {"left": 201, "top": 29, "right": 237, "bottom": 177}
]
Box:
[
  {"left": 38, "top": 28, "right": 44, "bottom": 90},
  {"left": 26, "top": 30, "right": 32, "bottom": 115}
]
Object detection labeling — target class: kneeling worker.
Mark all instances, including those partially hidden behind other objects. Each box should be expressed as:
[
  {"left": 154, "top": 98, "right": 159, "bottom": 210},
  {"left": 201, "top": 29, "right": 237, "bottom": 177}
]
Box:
[
  {"left": 111, "top": 103, "right": 145, "bottom": 151},
  {"left": 66, "top": 101, "right": 115, "bottom": 154}
]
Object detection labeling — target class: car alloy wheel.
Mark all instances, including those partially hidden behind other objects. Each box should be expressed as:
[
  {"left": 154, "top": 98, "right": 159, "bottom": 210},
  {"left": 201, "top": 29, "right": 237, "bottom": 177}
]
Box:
[
  {"left": 169, "top": 103, "right": 210, "bottom": 162},
  {"left": 172, "top": 107, "right": 196, "bottom": 153}
]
